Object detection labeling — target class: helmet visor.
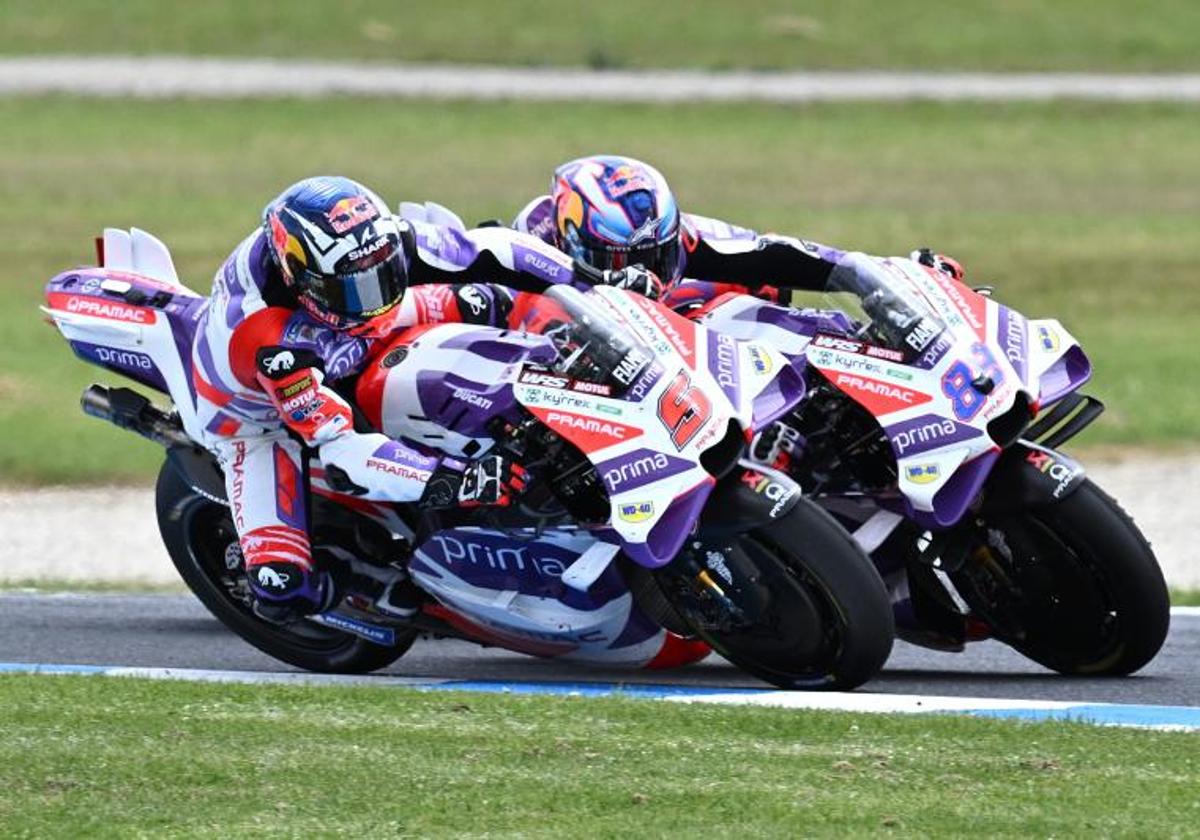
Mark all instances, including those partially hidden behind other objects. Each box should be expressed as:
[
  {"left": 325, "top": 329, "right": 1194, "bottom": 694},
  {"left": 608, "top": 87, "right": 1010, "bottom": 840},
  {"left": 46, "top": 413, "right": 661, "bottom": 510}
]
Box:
[
  {"left": 299, "top": 251, "right": 407, "bottom": 322},
  {"left": 578, "top": 238, "right": 681, "bottom": 284}
]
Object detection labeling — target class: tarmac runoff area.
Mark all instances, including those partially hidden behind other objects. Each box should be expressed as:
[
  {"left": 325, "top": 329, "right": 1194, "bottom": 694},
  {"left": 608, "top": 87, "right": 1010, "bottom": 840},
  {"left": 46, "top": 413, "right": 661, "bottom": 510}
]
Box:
[
  {"left": 1, "top": 450, "right": 1197, "bottom": 588},
  {"left": 4, "top": 56, "right": 1200, "bottom": 102}
]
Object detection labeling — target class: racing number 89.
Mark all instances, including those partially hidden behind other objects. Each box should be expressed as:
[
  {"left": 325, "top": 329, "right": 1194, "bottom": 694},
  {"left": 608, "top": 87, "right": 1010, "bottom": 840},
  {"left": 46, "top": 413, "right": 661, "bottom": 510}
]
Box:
[
  {"left": 941, "top": 342, "right": 1004, "bottom": 421},
  {"left": 657, "top": 371, "right": 712, "bottom": 450}
]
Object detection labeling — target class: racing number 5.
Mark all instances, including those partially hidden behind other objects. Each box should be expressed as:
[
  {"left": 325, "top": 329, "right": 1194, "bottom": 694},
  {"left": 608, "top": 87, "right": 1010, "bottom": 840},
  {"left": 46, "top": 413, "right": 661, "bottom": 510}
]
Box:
[{"left": 657, "top": 371, "right": 712, "bottom": 450}]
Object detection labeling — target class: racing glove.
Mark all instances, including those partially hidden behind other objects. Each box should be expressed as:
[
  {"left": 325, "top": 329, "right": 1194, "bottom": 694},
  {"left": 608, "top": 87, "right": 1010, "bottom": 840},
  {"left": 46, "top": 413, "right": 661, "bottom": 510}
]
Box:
[
  {"left": 420, "top": 454, "right": 529, "bottom": 509},
  {"left": 911, "top": 248, "right": 966, "bottom": 283},
  {"left": 602, "top": 265, "right": 665, "bottom": 300}
]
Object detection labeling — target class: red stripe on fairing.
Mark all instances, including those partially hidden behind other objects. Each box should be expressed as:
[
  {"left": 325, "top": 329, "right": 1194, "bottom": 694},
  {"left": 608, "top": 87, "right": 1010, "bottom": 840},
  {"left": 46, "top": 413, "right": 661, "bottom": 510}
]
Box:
[
  {"left": 644, "top": 633, "right": 711, "bottom": 670},
  {"left": 46, "top": 292, "right": 157, "bottom": 325},
  {"left": 422, "top": 603, "right": 577, "bottom": 657}
]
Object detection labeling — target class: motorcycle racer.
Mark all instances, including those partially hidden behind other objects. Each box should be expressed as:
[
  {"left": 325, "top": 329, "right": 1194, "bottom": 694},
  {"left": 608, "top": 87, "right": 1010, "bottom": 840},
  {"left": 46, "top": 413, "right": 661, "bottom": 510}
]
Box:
[
  {"left": 514, "top": 155, "right": 965, "bottom": 472},
  {"left": 513, "top": 154, "right": 965, "bottom": 309},
  {"left": 194, "top": 175, "right": 641, "bottom": 622}
]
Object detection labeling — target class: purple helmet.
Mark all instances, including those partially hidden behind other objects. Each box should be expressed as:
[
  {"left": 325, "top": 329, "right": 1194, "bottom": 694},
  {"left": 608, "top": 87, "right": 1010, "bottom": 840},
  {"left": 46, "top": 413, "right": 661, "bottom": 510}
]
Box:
[{"left": 551, "top": 155, "right": 683, "bottom": 283}]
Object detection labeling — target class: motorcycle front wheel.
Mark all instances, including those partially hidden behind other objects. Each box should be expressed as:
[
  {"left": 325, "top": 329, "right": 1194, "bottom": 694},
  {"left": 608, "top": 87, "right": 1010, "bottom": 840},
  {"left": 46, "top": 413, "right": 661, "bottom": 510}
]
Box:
[
  {"left": 652, "top": 497, "right": 894, "bottom": 690},
  {"left": 155, "top": 458, "right": 415, "bottom": 674},
  {"left": 957, "top": 478, "right": 1169, "bottom": 676}
]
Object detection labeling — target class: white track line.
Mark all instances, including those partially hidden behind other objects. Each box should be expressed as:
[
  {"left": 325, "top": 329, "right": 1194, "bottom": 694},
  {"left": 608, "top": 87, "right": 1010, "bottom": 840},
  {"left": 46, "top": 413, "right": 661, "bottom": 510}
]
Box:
[{"left": 3, "top": 56, "right": 1200, "bottom": 102}]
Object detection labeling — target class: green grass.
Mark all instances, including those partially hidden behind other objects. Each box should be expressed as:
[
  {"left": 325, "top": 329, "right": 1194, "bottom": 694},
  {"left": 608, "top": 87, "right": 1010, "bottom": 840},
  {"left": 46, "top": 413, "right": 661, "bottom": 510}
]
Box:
[
  {"left": 1171, "top": 589, "right": 1200, "bottom": 607},
  {"left": 1, "top": 674, "right": 1197, "bottom": 836},
  {"left": 4, "top": 1, "right": 1200, "bottom": 72},
  {"left": 3, "top": 96, "right": 1199, "bottom": 483}
]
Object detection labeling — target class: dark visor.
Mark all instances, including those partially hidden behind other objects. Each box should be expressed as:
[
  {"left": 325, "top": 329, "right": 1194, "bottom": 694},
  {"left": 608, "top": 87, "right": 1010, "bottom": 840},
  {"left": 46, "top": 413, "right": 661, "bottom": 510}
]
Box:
[
  {"left": 298, "top": 251, "right": 408, "bottom": 321},
  {"left": 579, "top": 238, "right": 681, "bottom": 284}
]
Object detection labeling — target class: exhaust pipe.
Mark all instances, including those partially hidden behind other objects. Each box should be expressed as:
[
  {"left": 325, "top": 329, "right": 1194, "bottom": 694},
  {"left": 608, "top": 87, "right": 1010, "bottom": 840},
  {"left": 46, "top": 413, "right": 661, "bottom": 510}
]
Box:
[{"left": 80, "top": 384, "right": 194, "bottom": 449}]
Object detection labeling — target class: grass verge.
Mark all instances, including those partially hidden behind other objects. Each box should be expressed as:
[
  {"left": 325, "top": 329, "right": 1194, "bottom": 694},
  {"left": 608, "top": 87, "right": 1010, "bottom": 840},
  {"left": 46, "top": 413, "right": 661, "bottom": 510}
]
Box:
[
  {"left": 4, "top": 97, "right": 1199, "bottom": 482},
  {"left": 2, "top": 674, "right": 1198, "bottom": 836},
  {"left": 3, "top": 1, "right": 1200, "bottom": 72}
]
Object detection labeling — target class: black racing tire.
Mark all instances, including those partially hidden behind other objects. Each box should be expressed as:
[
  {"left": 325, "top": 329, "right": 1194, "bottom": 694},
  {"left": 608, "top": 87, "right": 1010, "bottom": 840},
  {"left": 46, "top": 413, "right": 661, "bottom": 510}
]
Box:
[
  {"left": 973, "top": 478, "right": 1169, "bottom": 676},
  {"left": 154, "top": 459, "right": 414, "bottom": 674},
  {"left": 661, "top": 498, "right": 894, "bottom": 691}
]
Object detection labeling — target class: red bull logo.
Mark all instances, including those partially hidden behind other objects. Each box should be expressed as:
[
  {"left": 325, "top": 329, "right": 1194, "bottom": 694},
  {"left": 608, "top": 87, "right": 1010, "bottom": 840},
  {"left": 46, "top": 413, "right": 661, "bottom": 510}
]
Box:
[
  {"left": 326, "top": 196, "right": 379, "bottom": 234},
  {"left": 604, "top": 164, "right": 654, "bottom": 198}
]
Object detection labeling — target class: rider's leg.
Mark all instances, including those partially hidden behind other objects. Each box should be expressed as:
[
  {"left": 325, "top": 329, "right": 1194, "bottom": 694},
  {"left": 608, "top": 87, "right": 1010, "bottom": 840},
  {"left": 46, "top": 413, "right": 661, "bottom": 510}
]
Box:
[{"left": 211, "top": 433, "right": 334, "bottom": 620}]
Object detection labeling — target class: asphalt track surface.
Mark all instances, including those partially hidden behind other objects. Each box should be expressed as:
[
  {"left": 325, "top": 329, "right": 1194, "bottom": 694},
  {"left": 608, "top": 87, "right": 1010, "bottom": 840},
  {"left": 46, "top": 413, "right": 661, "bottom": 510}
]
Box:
[{"left": 2, "top": 592, "right": 1196, "bottom": 705}]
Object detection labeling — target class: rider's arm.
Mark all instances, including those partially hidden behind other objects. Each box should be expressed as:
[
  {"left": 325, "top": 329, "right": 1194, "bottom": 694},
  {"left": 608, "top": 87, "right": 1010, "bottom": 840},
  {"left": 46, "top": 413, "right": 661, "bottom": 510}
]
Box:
[
  {"left": 680, "top": 213, "right": 848, "bottom": 293},
  {"left": 406, "top": 220, "right": 581, "bottom": 293},
  {"left": 255, "top": 348, "right": 519, "bottom": 506}
]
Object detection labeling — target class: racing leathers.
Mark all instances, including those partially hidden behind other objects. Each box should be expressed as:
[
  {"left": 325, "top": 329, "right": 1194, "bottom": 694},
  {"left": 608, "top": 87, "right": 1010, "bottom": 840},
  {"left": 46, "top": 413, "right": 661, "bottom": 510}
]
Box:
[
  {"left": 514, "top": 195, "right": 958, "bottom": 311},
  {"left": 193, "top": 220, "right": 587, "bottom": 616}
]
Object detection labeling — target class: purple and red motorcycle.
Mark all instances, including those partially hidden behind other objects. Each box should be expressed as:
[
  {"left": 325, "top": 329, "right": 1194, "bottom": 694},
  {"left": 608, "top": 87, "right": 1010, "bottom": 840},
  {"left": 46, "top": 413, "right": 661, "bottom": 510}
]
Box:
[
  {"left": 41, "top": 229, "right": 894, "bottom": 690},
  {"left": 681, "top": 255, "right": 1169, "bottom": 675}
]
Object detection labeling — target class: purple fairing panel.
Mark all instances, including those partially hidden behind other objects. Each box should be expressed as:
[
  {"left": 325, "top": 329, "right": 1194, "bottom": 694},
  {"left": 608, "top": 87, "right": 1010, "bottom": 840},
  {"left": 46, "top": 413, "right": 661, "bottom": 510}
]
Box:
[
  {"left": 885, "top": 413, "right": 984, "bottom": 460},
  {"left": 408, "top": 528, "right": 628, "bottom": 610},
  {"left": 750, "top": 357, "right": 807, "bottom": 432},
  {"left": 414, "top": 370, "right": 522, "bottom": 438},
  {"left": 46, "top": 267, "right": 206, "bottom": 400},
  {"left": 996, "top": 306, "right": 1029, "bottom": 384},
  {"left": 907, "top": 449, "right": 1001, "bottom": 530},
  {"left": 623, "top": 480, "right": 714, "bottom": 569},
  {"left": 740, "top": 304, "right": 856, "bottom": 338},
  {"left": 68, "top": 340, "right": 169, "bottom": 393},
  {"left": 439, "top": 329, "right": 558, "bottom": 365},
  {"left": 706, "top": 331, "right": 740, "bottom": 406},
  {"left": 1038, "top": 345, "right": 1092, "bottom": 408},
  {"left": 594, "top": 448, "right": 694, "bottom": 496}
]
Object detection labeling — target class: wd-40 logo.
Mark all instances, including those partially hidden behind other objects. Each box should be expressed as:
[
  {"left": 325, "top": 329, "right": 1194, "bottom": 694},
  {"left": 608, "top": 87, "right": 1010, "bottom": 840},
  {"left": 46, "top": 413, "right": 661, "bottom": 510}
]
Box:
[
  {"left": 618, "top": 501, "right": 655, "bottom": 523},
  {"left": 1037, "top": 325, "right": 1060, "bottom": 352},
  {"left": 904, "top": 463, "right": 942, "bottom": 484}
]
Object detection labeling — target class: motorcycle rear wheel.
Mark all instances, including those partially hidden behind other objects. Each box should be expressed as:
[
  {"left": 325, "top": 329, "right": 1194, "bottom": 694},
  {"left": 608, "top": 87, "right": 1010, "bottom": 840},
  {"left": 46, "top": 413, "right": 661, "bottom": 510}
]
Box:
[
  {"left": 155, "top": 459, "right": 414, "bottom": 674},
  {"left": 962, "top": 478, "right": 1168, "bottom": 676},
  {"left": 656, "top": 497, "right": 894, "bottom": 690}
]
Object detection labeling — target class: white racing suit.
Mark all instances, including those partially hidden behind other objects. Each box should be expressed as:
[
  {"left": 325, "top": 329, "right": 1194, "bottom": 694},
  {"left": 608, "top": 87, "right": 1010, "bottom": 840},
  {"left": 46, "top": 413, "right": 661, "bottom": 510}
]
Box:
[{"left": 193, "top": 219, "right": 580, "bottom": 611}]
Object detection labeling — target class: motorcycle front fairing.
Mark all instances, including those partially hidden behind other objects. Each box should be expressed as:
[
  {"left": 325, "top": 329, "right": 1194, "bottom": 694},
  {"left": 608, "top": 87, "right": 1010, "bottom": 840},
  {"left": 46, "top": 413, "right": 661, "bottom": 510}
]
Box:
[{"left": 522, "top": 286, "right": 808, "bottom": 568}]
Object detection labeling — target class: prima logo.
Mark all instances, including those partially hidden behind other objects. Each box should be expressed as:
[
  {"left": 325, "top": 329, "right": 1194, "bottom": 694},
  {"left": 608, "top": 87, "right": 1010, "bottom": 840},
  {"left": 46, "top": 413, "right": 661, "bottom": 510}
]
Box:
[
  {"left": 94, "top": 347, "right": 153, "bottom": 371},
  {"left": 603, "top": 452, "right": 670, "bottom": 491},
  {"left": 713, "top": 333, "right": 737, "bottom": 388},
  {"left": 892, "top": 418, "right": 966, "bottom": 456},
  {"left": 430, "top": 534, "right": 567, "bottom": 577},
  {"left": 1003, "top": 311, "right": 1026, "bottom": 368}
]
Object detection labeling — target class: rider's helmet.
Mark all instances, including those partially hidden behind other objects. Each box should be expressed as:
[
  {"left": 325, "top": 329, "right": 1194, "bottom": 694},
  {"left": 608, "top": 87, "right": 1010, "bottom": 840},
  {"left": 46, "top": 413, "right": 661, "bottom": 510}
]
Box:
[
  {"left": 551, "top": 155, "right": 683, "bottom": 284},
  {"left": 263, "top": 176, "right": 408, "bottom": 331}
]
